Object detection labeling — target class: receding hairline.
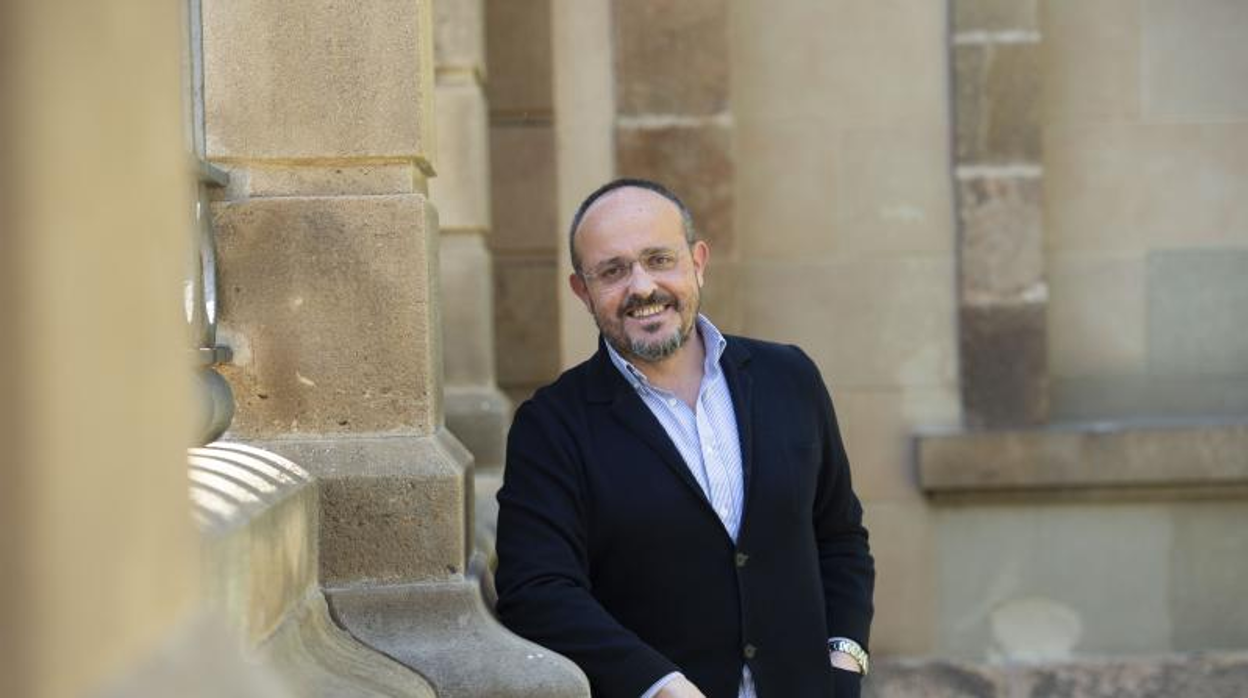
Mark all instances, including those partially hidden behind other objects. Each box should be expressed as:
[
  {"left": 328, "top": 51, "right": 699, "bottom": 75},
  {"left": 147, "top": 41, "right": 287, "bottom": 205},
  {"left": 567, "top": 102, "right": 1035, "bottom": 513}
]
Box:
[{"left": 569, "top": 179, "right": 696, "bottom": 272}]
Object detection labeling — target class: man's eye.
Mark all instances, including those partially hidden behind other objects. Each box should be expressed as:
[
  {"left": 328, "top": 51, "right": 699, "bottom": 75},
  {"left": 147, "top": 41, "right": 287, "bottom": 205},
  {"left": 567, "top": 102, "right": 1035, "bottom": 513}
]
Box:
[
  {"left": 646, "top": 254, "right": 675, "bottom": 269},
  {"left": 599, "top": 265, "right": 626, "bottom": 281}
]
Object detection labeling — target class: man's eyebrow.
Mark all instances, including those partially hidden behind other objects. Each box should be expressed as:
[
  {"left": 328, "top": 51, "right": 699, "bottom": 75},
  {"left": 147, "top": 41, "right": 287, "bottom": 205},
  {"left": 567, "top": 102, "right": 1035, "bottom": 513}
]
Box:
[{"left": 640, "top": 246, "right": 677, "bottom": 256}]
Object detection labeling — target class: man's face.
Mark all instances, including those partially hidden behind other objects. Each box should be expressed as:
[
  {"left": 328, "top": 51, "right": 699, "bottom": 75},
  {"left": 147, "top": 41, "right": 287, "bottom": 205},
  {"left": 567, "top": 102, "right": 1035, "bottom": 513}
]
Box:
[{"left": 570, "top": 187, "right": 709, "bottom": 365}]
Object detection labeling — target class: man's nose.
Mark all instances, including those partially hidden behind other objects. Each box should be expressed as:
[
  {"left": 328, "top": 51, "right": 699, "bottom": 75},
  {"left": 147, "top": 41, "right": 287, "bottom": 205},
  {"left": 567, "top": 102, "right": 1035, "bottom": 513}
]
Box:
[{"left": 626, "top": 260, "right": 659, "bottom": 295}]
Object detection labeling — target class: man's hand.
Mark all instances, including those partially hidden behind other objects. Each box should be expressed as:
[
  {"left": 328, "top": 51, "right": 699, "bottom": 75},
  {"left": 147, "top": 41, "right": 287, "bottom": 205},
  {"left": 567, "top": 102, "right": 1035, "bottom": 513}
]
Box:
[
  {"left": 654, "top": 675, "right": 708, "bottom": 698},
  {"left": 830, "top": 649, "right": 863, "bottom": 673}
]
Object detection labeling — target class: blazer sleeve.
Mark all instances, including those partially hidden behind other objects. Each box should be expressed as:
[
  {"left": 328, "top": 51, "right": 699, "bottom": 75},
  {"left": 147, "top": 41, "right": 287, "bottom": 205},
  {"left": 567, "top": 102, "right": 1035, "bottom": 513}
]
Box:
[
  {"left": 494, "top": 400, "right": 680, "bottom": 698},
  {"left": 800, "top": 348, "right": 876, "bottom": 649}
]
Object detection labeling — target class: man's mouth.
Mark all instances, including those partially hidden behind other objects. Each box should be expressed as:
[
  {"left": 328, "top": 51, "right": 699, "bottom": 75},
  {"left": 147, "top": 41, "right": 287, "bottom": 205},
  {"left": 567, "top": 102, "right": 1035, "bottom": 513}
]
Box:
[{"left": 626, "top": 302, "right": 670, "bottom": 319}]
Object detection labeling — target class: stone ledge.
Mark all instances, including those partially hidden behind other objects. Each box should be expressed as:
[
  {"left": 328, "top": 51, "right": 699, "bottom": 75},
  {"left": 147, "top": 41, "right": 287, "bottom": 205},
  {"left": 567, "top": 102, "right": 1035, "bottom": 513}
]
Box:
[
  {"left": 865, "top": 651, "right": 1248, "bottom": 698},
  {"left": 918, "top": 419, "right": 1248, "bottom": 494},
  {"left": 327, "top": 578, "right": 589, "bottom": 698},
  {"left": 192, "top": 442, "right": 435, "bottom": 697}
]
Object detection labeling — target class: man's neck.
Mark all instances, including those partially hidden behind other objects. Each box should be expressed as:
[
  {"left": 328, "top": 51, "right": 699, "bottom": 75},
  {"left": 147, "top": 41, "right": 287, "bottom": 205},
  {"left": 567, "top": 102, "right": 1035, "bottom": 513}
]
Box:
[{"left": 631, "top": 329, "right": 706, "bottom": 408}]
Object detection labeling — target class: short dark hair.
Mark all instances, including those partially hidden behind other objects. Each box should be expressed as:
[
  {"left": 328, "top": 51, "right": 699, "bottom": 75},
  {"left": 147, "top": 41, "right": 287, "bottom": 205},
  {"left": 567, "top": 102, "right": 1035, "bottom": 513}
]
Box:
[{"left": 568, "top": 178, "right": 696, "bottom": 273}]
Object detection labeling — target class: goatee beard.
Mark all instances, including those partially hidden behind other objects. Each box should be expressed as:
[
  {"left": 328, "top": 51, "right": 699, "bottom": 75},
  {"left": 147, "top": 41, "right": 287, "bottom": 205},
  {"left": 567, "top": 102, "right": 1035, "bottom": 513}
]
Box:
[{"left": 613, "top": 289, "right": 696, "bottom": 363}]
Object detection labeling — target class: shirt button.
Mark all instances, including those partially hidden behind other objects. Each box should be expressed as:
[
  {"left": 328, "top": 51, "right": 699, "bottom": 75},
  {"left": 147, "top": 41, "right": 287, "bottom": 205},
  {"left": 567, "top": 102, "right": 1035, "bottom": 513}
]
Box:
[
  {"left": 718, "top": 507, "right": 729, "bottom": 518},
  {"left": 668, "top": 398, "right": 677, "bottom": 407},
  {"left": 743, "top": 644, "right": 757, "bottom": 659}
]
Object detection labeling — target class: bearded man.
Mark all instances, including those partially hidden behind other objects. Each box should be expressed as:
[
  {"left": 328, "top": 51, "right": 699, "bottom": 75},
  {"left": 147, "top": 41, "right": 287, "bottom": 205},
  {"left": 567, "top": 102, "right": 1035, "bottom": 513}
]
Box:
[{"left": 494, "top": 179, "right": 875, "bottom": 698}]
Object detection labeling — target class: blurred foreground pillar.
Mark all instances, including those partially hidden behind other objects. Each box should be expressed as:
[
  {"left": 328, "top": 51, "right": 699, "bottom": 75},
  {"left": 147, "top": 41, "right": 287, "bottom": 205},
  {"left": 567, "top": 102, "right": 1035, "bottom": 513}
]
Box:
[{"left": 0, "top": 1, "right": 281, "bottom": 696}]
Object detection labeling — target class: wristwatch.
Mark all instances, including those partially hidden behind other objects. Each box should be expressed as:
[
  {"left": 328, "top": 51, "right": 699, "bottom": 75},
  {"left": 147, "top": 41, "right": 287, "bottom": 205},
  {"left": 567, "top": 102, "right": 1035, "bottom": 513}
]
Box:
[{"left": 827, "top": 638, "right": 870, "bottom": 676}]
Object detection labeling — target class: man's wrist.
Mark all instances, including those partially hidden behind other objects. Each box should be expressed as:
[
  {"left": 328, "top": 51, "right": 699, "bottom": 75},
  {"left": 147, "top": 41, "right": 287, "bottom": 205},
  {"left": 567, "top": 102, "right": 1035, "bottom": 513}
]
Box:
[
  {"left": 640, "top": 671, "right": 683, "bottom": 698},
  {"left": 827, "top": 637, "right": 869, "bottom": 675}
]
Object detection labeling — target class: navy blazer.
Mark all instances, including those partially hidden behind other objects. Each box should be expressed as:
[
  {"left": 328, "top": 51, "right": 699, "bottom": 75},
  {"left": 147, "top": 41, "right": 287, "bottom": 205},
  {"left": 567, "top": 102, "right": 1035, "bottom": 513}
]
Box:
[{"left": 495, "top": 335, "right": 874, "bottom": 698}]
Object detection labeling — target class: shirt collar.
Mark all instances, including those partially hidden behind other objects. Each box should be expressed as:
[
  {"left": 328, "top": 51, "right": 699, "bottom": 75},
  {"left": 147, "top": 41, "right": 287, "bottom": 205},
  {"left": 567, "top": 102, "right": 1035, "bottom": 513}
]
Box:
[{"left": 605, "top": 314, "right": 728, "bottom": 391}]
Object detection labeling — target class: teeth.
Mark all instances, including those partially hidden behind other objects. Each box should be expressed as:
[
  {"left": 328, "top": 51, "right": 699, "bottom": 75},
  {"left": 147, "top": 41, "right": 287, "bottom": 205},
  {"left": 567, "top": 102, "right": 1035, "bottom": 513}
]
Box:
[{"left": 629, "top": 303, "right": 666, "bottom": 318}]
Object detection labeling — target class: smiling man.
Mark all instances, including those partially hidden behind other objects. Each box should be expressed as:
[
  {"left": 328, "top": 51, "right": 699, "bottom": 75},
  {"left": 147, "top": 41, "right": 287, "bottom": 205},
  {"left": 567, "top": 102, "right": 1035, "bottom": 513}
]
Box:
[{"left": 494, "top": 179, "right": 875, "bottom": 698}]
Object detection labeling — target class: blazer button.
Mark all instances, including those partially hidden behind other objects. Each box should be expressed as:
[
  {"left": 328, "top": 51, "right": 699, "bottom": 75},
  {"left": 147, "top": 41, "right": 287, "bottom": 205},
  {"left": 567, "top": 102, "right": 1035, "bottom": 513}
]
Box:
[
  {"left": 743, "top": 644, "right": 757, "bottom": 659},
  {"left": 735, "top": 552, "right": 749, "bottom": 567}
]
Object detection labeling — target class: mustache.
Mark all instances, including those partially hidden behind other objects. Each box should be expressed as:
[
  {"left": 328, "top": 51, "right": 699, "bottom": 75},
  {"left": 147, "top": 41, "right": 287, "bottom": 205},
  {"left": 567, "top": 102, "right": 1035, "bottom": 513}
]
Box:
[{"left": 620, "top": 290, "right": 678, "bottom": 316}]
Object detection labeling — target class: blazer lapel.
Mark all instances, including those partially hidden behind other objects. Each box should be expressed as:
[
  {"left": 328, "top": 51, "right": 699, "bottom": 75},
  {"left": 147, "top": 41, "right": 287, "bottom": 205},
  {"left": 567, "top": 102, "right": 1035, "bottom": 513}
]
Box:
[
  {"left": 585, "top": 340, "right": 712, "bottom": 508},
  {"left": 720, "top": 339, "right": 755, "bottom": 510}
]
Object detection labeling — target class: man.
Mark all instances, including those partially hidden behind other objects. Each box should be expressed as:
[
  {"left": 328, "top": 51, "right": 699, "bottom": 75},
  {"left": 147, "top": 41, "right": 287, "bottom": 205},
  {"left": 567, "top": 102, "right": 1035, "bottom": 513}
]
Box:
[{"left": 494, "top": 179, "right": 874, "bottom": 698}]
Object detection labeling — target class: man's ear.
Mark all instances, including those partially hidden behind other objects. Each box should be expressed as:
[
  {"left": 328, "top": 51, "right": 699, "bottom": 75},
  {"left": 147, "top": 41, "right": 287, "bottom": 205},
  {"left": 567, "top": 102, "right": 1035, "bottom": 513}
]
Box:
[
  {"left": 569, "top": 272, "right": 593, "bottom": 312},
  {"left": 691, "top": 240, "right": 710, "bottom": 287}
]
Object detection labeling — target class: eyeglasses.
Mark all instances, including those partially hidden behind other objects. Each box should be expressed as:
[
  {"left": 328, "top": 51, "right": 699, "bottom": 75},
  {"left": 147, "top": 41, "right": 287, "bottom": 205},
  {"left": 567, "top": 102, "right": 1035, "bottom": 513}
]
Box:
[{"left": 580, "top": 248, "right": 684, "bottom": 289}]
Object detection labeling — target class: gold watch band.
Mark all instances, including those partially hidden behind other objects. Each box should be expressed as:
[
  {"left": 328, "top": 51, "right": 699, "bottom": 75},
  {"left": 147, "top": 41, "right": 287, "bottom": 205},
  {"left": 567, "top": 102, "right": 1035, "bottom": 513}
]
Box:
[{"left": 827, "top": 638, "right": 870, "bottom": 676}]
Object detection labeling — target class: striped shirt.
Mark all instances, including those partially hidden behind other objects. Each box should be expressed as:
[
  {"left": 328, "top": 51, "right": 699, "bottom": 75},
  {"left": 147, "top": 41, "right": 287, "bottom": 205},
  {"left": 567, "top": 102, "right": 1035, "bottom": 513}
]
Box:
[{"left": 605, "top": 315, "right": 758, "bottom": 698}]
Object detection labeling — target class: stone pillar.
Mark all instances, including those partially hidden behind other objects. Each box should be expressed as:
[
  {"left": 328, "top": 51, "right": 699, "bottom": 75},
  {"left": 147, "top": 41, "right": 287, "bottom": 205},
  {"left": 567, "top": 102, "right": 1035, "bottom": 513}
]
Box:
[
  {"left": 951, "top": 0, "right": 1049, "bottom": 428},
  {"left": 611, "top": 0, "right": 740, "bottom": 330},
  {"left": 0, "top": 1, "right": 281, "bottom": 696},
  {"left": 430, "top": 0, "right": 512, "bottom": 563},
  {"left": 202, "top": 0, "right": 585, "bottom": 694},
  {"left": 486, "top": 0, "right": 565, "bottom": 404}
]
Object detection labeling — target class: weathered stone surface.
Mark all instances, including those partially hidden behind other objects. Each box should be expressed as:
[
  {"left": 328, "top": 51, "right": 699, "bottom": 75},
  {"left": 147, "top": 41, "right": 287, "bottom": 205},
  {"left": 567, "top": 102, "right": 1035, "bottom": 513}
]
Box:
[
  {"left": 1146, "top": 248, "right": 1248, "bottom": 377},
  {"left": 494, "top": 256, "right": 562, "bottom": 389},
  {"left": 434, "top": 0, "right": 485, "bottom": 75},
  {"left": 328, "top": 579, "right": 590, "bottom": 697},
  {"left": 446, "top": 386, "right": 510, "bottom": 471},
  {"left": 485, "top": 0, "right": 553, "bottom": 116},
  {"left": 213, "top": 195, "right": 441, "bottom": 437},
  {"left": 430, "top": 83, "right": 491, "bottom": 232},
  {"left": 864, "top": 659, "right": 1001, "bottom": 698},
  {"left": 1141, "top": 0, "right": 1248, "bottom": 121},
  {"left": 1017, "top": 652, "right": 1248, "bottom": 697},
  {"left": 959, "top": 303, "right": 1048, "bottom": 428},
  {"left": 919, "top": 419, "right": 1248, "bottom": 493},
  {"left": 867, "top": 653, "right": 1248, "bottom": 698},
  {"left": 616, "top": 123, "right": 734, "bottom": 254},
  {"left": 952, "top": 0, "right": 1038, "bottom": 33},
  {"left": 259, "top": 431, "right": 471, "bottom": 587},
  {"left": 203, "top": 0, "right": 434, "bottom": 165},
  {"left": 489, "top": 123, "right": 559, "bottom": 252},
  {"left": 612, "top": 0, "right": 729, "bottom": 116},
  {"left": 957, "top": 176, "right": 1044, "bottom": 304},
  {"left": 954, "top": 43, "right": 1043, "bottom": 164},
  {"left": 441, "top": 234, "right": 498, "bottom": 384}
]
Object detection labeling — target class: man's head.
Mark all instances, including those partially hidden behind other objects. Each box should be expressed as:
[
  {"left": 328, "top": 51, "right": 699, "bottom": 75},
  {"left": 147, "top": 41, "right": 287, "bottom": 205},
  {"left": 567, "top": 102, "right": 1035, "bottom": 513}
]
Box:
[{"left": 568, "top": 178, "right": 709, "bottom": 365}]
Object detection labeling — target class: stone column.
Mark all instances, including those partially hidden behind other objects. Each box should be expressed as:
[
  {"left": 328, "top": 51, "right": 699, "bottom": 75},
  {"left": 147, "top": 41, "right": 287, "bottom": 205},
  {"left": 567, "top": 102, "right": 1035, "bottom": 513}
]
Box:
[
  {"left": 202, "top": 0, "right": 585, "bottom": 694},
  {"left": 951, "top": 0, "right": 1049, "bottom": 428},
  {"left": 0, "top": 1, "right": 280, "bottom": 696},
  {"left": 486, "top": 0, "right": 565, "bottom": 404},
  {"left": 430, "top": 0, "right": 512, "bottom": 564},
  {"left": 611, "top": 0, "right": 740, "bottom": 330}
]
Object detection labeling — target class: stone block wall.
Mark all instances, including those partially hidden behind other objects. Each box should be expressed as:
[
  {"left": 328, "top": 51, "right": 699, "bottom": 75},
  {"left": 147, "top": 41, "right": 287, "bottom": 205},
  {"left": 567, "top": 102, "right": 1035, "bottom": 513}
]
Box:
[
  {"left": 1042, "top": 0, "right": 1248, "bottom": 420},
  {"left": 486, "top": 0, "right": 564, "bottom": 406},
  {"left": 729, "top": 0, "right": 961, "bottom": 656}
]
